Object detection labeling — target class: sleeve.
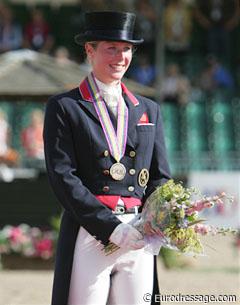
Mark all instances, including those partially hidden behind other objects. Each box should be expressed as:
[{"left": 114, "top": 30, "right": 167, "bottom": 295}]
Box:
[
  {"left": 43, "top": 97, "right": 121, "bottom": 245},
  {"left": 143, "top": 103, "right": 171, "bottom": 202}
]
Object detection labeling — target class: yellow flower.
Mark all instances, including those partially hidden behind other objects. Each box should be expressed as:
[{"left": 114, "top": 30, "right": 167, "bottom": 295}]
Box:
[{"left": 157, "top": 211, "right": 166, "bottom": 223}]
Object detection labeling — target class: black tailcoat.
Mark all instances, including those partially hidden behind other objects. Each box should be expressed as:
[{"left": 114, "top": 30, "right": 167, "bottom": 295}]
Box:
[{"left": 43, "top": 84, "right": 171, "bottom": 305}]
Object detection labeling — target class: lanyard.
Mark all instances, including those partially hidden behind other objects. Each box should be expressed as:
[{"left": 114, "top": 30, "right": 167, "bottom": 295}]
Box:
[{"left": 87, "top": 72, "right": 128, "bottom": 163}]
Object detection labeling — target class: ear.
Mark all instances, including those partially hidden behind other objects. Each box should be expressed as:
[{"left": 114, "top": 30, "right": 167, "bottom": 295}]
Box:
[{"left": 85, "top": 43, "right": 94, "bottom": 60}]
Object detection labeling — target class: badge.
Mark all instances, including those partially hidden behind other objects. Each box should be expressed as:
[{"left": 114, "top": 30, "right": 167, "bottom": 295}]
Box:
[
  {"left": 110, "top": 162, "right": 126, "bottom": 181},
  {"left": 138, "top": 168, "right": 149, "bottom": 187}
]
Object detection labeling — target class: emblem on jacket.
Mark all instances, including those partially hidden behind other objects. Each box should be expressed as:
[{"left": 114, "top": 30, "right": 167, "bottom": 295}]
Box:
[{"left": 138, "top": 168, "right": 149, "bottom": 187}]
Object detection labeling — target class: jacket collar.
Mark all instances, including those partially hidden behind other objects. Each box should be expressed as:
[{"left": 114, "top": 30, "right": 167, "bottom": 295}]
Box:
[{"left": 79, "top": 76, "right": 139, "bottom": 107}]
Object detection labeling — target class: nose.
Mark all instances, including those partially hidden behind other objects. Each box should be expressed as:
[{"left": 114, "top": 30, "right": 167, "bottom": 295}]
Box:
[{"left": 116, "top": 49, "right": 125, "bottom": 60}]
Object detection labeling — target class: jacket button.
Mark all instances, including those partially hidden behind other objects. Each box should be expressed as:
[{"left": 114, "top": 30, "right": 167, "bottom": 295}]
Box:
[
  {"left": 129, "top": 169, "right": 136, "bottom": 175},
  {"left": 128, "top": 186, "right": 135, "bottom": 192},
  {"left": 103, "top": 186, "right": 110, "bottom": 192},
  {"left": 103, "top": 169, "right": 110, "bottom": 176},
  {"left": 129, "top": 151, "right": 136, "bottom": 158},
  {"left": 103, "top": 150, "right": 109, "bottom": 157}
]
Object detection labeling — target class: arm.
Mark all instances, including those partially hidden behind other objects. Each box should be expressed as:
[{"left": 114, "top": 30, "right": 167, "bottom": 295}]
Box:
[
  {"left": 225, "top": 0, "right": 240, "bottom": 31},
  {"left": 194, "top": 3, "right": 212, "bottom": 29},
  {"left": 143, "top": 104, "right": 171, "bottom": 201},
  {"left": 43, "top": 97, "right": 121, "bottom": 245}
]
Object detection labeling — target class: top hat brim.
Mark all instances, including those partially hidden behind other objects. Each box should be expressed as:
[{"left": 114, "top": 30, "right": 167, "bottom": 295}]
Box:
[{"left": 74, "top": 33, "right": 144, "bottom": 46}]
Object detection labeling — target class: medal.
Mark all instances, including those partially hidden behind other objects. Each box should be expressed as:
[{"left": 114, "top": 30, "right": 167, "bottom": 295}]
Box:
[
  {"left": 110, "top": 162, "right": 126, "bottom": 180},
  {"left": 138, "top": 168, "right": 149, "bottom": 187}
]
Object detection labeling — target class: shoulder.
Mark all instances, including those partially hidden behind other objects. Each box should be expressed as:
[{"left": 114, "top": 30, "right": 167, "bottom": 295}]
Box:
[
  {"left": 47, "top": 87, "right": 81, "bottom": 109},
  {"left": 50, "top": 87, "right": 81, "bottom": 102}
]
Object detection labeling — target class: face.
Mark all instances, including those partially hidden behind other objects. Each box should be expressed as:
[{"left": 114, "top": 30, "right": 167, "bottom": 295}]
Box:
[{"left": 85, "top": 41, "right": 133, "bottom": 84}]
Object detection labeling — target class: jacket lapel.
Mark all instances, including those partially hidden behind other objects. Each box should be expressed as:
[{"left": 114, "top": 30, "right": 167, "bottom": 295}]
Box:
[
  {"left": 121, "top": 82, "right": 146, "bottom": 149},
  {"left": 124, "top": 93, "right": 146, "bottom": 149},
  {"left": 78, "top": 78, "right": 101, "bottom": 123}
]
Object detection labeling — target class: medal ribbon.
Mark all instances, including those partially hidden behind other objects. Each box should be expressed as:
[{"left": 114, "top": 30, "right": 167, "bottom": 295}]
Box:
[{"left": 86, "top": 73, "right": 128, "bottom": 163}]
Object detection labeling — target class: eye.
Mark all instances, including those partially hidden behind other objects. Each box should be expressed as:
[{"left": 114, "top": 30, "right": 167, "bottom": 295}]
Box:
[
  {"left": 123, "top": 46, "right": 132, "bottom": 52},
  {"left": 108, "top": 46, "right": 117, "bottom": 51}
]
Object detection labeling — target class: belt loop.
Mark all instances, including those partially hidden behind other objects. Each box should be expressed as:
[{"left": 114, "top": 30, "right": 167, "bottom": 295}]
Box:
[
  {"left": 114, "top": 205, "right": 125, "bottom": 214},
  {"left": 134, "top": 206, "right": 138, "bottom": 215}
]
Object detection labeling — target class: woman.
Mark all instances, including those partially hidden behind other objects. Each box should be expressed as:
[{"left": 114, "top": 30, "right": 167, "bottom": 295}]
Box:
[{"left": 44, "top": 11, "right": 171, "bottom": 305}]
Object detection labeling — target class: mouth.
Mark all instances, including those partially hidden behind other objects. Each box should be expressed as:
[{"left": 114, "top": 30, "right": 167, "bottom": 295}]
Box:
[{"left": 109, "top": 64, "right": 125, "bottom": 72}]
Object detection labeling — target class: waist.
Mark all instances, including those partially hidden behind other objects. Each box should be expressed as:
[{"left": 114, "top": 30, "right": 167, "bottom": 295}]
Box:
[
  {"left": 112, "top": 204, "right": 139, "bottom": 215},
  {"left": 95, "top": 194, "right": 141, "bottom": 213}
]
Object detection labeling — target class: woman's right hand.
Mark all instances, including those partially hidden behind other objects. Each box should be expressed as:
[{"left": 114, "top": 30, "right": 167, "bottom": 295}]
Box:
[{"left": 109, "top": 223, "right": 145, "bottom": 250}]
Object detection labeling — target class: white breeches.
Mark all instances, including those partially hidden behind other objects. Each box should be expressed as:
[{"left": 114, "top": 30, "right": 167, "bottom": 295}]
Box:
[{"left": 68, "top": 214, "right": 154, "bottom": 305}]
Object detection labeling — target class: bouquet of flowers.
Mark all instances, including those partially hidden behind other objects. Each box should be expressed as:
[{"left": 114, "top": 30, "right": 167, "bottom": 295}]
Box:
[
  {"left": 0, "top": 224, "right": 57, "bottom": 259},
  {"left": 105, "top": 179, "right": 235, "bottom": 255}
]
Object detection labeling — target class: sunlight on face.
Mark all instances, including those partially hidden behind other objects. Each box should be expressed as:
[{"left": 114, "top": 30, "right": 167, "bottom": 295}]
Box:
[{"left": 85, "top": 41, "right": 133, "bottom": 85}]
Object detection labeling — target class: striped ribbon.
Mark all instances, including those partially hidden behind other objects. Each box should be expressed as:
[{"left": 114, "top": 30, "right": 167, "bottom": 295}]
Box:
[{"left": 86, "top": 73, "right": 128, "bottom": 162}]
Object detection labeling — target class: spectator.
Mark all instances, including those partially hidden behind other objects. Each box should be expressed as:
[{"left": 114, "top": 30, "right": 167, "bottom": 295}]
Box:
[
  {"left": 0, "top": 5, "right": 23, "bottom": 53},
  {"left": 116, "top": 0, "right": 135, "bottom": 10},
  {"left": 81, "top": 0, "right": 107, "bottom": 10},
  {"left": 0, "top": 4, "right": 5, "bottom": 24},
  {"left": 130, "top": 53, "right": 156, "bottom": 86},
  {"left": 54, "top": 46, "right": 71, "bottom": 65},
  {"left": 199, "top": 55, "right": 234, "bottom": 95},
  {"left": 21, "top": 109, "right": 45, "bottom": 168},
  {"left": 0, "top": 109, "right": 18, "bottom": 167},
  {"left": 24, "top": 8, "right": 54, "bottom": 53},
  {"left": 194, "top": 0, "right": 240, "bottom": 63},
  {"left": 135, "top": 0, "right": 156, "bottom": 58},
  {"left": 161, "top": 63, "right": 191, "bottom": 105},
  {"left": 105, "top": 0, "right": 133, "bottom": 10},
  {"left": 164, "top": 0, "right": 193, "bottom": 65}
]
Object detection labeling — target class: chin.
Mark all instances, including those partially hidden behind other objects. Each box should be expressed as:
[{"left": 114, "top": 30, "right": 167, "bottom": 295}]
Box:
[{"left": 110, "top": 72, "right": 125, "bottom": 81}]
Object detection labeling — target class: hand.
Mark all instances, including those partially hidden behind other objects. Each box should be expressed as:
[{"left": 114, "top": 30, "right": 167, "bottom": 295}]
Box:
[
  {"left": 143, "top": 221, "right": 165, "bottom": 237},
  {"left": 109, "top": 223, "right": 145, "bottom": 250}
]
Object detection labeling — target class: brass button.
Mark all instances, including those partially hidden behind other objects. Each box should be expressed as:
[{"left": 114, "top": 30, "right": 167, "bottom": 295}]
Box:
[
  {"left": 103, "top": 186, "right": 110, "bottom": 192},
  {"left": 128, "top": 186, "right": 135, "bottom": 192},
  {"left": 103, "top": 150, "right": 109, "bottom": 157},
  {"left": 129, "top": 169, "right": 136, "bottom": 175},
  {"left": 129, "top": 151, "right": 136, "bottom": 158},
  {"left": 103, "top": 169, "right": 110, "bottom": 176}
]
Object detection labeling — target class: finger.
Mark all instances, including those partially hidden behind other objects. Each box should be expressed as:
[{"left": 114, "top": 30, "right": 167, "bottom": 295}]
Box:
[
  {"left": 130, "top": 229, "right": 143, "bottom": 240},
  {"left": 155, "top": 228, "right": 165, "bottom": 237},
  {"left": 130, "top": 240, "right": 145, "bottom": 249}
]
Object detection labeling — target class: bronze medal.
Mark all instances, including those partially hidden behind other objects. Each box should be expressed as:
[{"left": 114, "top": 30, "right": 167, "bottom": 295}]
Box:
[
  {"left": 138, "top": 168, "right": 149, "bottom": 187},
  {"left": 110, "top": 162, "right": 126, "bottom": 181}
]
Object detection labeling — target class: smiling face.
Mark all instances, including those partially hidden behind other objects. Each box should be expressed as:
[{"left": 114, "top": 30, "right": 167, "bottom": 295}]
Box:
[{"left": 85, "top": 41, "right": 133, "bottom": 85}]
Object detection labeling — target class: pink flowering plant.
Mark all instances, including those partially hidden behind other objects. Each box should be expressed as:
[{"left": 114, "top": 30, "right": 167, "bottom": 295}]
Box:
[
  {"left": 105, "top": 179, "right": 236, "bottom": 255},
  {"left": 0, "top": 224, "right": 57, "bottom": 259}
]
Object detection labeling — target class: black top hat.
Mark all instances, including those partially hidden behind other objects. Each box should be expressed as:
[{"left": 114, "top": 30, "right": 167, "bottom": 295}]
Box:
[{"left": 75, "top": 11, "right": 144, "bottom": 45}]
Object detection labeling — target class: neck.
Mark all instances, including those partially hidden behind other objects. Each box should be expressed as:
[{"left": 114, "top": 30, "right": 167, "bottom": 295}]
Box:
[{"left": 92, "top": 73, "right": 120, "bottom": 87}]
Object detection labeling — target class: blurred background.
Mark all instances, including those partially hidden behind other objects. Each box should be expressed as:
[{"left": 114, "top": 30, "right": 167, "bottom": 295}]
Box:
[{"left": 0, "top": 0, "right": 239, "bottom": 304}]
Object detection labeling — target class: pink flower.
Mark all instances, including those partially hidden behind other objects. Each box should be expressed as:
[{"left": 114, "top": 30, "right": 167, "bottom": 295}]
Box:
[
  {"left": 194, "top": 224, "right": 211, "bottom": 235},
  {"left": 35, "top": 238, "right": 53, "bottom": 259},
  {"left": 186, "top": 200, "right": 214, "bottom": 215},
  {"left": 9, "top": 227, "right": 26, "bottom": 244}
]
